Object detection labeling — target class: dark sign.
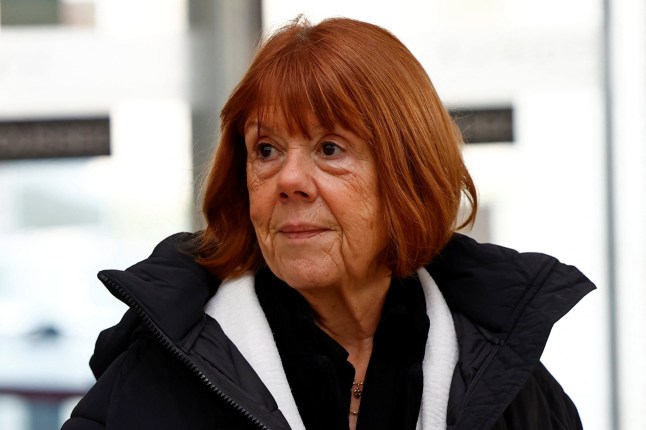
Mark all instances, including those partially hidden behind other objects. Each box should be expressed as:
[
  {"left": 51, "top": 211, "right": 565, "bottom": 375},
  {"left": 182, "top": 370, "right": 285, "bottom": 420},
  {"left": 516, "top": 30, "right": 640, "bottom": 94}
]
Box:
[
  {"left": 0, "top": 117, "right": 110, "bottom": 160},
  {"left": 449, "top": 107, "right": 514, "bottom": 144}
]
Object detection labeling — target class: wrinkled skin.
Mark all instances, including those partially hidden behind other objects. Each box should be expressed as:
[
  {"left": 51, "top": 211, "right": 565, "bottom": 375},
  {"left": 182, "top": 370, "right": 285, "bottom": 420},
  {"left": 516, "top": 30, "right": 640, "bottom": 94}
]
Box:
[{"left": 244, "top": 110, "right": 390, "bottom": 298}]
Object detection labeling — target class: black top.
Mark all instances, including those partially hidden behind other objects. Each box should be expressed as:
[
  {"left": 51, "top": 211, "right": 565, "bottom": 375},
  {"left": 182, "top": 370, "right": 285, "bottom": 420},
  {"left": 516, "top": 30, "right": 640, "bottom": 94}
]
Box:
[{"left": 255, "top": 266, "right": 430, "bottom": 430}]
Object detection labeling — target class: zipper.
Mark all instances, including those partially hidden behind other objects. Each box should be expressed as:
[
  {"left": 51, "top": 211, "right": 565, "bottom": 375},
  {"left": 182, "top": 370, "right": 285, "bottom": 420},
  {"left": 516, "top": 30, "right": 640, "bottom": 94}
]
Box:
[{"left": 99, "top": 273, "right": 270, "bottom": 430}]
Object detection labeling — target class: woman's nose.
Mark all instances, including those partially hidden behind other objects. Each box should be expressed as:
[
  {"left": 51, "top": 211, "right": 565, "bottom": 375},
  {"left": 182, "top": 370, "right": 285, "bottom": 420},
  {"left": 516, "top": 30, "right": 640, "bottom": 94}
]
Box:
[{"left": 276, "top": 152, "right": 317, "bottom": 202}]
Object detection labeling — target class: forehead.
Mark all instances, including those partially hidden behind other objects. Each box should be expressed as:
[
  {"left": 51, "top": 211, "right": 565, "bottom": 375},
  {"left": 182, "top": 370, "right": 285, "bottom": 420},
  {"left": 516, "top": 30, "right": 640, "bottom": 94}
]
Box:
[{"left": 243, "top": 106, "right": 327, "bottom": 138}]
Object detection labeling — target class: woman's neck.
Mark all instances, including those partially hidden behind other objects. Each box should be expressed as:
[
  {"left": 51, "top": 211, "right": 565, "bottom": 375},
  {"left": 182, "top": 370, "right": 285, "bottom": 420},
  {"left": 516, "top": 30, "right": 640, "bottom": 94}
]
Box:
[{"left": 303, "top": 272, "right": 391, "bottom": 352}]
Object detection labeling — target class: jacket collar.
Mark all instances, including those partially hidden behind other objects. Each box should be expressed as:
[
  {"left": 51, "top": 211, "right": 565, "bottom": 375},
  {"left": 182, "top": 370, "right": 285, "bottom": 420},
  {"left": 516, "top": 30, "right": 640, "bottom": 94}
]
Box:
[
  {"left": 428, "top": 233, "right": 594, "bottom": 334},
  {"left": 427, "top": 234, "right": 596, "bottom": 429},
  {"left": 99, "top": 232, "right": 216, "bottom": 344}
]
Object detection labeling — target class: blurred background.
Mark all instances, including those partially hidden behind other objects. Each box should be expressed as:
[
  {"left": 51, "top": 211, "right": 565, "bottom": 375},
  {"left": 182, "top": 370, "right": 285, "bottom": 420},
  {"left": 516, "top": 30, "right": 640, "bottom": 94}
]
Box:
[{"left": 0, "top": 0, "right": 644, "bottom": 429}]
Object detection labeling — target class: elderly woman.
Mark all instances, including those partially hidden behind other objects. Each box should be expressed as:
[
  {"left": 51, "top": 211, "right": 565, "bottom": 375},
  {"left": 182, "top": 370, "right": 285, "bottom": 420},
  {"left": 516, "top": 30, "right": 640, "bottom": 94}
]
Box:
[{"left": 62, "top": 17, "right": 594, "bottom": 430}]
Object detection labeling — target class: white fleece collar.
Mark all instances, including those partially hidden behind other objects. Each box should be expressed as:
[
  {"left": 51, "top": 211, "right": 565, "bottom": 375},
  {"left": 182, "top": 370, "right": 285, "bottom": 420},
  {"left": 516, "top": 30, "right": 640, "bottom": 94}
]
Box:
[{"left": 204, "top": 268, "right": 458, "bottom": 430}]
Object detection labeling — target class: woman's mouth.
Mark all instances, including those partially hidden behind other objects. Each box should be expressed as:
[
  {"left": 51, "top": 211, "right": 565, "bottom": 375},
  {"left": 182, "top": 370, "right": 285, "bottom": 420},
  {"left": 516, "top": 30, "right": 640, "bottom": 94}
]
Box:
[{"left": 279, "top": 224, "right": 329, "bottom": 240}]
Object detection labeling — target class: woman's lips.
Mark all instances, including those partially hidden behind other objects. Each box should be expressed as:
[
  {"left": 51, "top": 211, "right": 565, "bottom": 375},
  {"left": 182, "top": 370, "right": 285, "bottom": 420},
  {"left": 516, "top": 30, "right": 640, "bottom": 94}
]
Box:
[{"left": 278, "top": 225, "right": 329, "bottom": 240}]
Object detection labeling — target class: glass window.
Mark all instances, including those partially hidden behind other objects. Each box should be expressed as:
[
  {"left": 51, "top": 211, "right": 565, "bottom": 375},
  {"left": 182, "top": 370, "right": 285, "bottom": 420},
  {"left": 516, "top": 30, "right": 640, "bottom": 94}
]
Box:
[{"left": 0, "top": 0, "right": 95, "bottom": 27}]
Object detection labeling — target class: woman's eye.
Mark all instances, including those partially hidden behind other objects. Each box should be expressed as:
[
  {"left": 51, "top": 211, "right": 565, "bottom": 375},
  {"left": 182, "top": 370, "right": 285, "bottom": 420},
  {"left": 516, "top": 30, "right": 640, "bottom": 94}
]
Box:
[
  {"left": 256, "top": 143, "right": 276, "bottom": 159},
  {"left": 321, "top": 141, "right": 343, "bottom": 157}
]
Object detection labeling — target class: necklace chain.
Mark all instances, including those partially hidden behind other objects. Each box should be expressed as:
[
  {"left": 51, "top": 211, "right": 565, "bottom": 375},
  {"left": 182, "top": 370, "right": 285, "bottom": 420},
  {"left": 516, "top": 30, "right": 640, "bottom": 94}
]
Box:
[{"left": 352, "top": 381, "right": 364, "bottom": 399}]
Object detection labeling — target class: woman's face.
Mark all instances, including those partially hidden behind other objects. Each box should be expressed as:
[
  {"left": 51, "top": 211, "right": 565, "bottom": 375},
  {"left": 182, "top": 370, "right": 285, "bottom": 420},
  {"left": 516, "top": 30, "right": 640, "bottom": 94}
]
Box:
[{"left": 245, "top": 110, "right": 388, "bottom": 292}]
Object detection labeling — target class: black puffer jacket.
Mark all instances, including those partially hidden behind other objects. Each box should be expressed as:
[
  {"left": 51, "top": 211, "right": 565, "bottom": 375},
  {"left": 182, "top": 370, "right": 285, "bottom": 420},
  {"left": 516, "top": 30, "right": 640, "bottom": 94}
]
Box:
[{"left": 61, "top": 233, "right": 594, "bottom": 430}]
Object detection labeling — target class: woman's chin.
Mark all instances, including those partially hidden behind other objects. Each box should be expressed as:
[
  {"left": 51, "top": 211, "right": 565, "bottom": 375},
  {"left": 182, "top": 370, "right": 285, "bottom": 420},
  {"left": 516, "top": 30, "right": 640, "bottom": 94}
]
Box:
[
  {"left": 271, "top": 262, "right": 341, "bottom": 293},
  {"left": 285, "top": 274, "right": 338, "bottom": 292}
]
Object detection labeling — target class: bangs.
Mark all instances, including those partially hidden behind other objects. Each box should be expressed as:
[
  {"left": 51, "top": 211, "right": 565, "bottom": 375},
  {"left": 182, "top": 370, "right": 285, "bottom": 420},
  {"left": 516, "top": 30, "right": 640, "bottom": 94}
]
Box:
[{"left": 239, "top": 46, "right": 370, "bottom": 140}]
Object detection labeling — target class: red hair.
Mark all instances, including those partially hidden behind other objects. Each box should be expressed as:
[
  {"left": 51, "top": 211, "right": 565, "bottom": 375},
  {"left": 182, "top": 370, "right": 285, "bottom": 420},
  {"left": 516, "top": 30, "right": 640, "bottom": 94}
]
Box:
[{"left": 195, "top": 17, "right": 477, "bottom": 279}]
